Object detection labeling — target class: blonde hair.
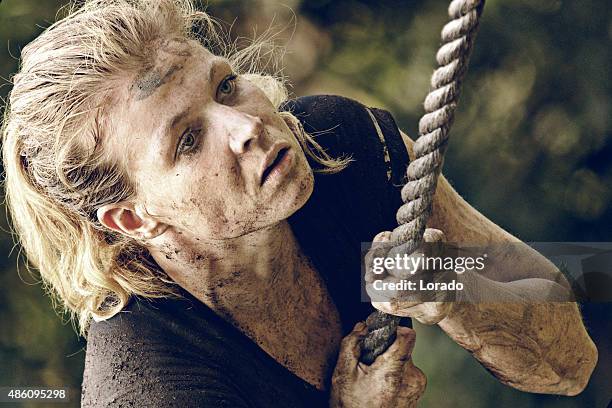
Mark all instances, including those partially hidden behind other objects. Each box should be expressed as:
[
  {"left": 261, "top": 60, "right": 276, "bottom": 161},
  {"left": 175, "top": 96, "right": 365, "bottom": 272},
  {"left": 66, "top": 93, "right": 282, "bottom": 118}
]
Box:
[{"left": 1, "top": 0, "right": 348, "bottom": 336}]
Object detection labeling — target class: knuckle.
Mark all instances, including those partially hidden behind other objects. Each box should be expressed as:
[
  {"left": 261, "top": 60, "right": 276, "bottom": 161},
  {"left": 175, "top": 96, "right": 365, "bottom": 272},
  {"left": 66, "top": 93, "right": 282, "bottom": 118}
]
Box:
[
  {"left": 340, "top": 335, "right": 354, "bottom": 348},
  {"left": 424, "top": 228, "right": 445, "bottom": 242},
  {"left": 411, "top": 366, "right": 427, "bottom": 390},
  {"left": 399, "top": 326, "right": 416, "bottom": 338},
  {"left": 340, "top": 333, "right": 361, "bottom": 351},
  {"left": 372, "top": 301, "right": 393, "bottom": 314},
  {"left": 373, "top": 231, "right": 392, "bottom": 242}
]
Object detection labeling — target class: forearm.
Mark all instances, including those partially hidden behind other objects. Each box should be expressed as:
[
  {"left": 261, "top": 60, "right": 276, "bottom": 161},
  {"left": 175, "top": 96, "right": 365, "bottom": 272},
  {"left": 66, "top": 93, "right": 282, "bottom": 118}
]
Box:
[
  {"left": 438, "top": 284, "right": 598, "bottom": 395},
  {"left": 400, "top": 131, "right": 597, "bottom": 393},
  {"left": 431, "top": 177, "right": 597, "bottom": 394}
]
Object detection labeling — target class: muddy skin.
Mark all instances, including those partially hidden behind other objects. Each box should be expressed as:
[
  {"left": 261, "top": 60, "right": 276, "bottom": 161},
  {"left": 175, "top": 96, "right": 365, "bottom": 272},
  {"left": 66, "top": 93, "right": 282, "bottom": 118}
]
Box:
[
  {"left": 151, "top": 204, "right": 342, "bottom": 391},
  {"left": 131, "top": 38, "right": 191, "bottom": 101},
  {"left": 158, "top": 37, "right": 192, "bottom": 57},
  {"left": 132, "top": 64, "right": 183, "bottom": 101},
  {"left": 109, "top": 37, "right": 340, "bottom": 390},
  {"left": 153, "top": 198, "right": 339, "bottom": 388}
]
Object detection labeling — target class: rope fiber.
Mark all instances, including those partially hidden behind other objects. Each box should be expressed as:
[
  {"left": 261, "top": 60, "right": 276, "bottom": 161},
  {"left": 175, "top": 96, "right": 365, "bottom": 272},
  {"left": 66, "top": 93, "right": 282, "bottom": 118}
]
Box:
[{"left": 360, "top": 0, "right": 486, "bottom": 365}]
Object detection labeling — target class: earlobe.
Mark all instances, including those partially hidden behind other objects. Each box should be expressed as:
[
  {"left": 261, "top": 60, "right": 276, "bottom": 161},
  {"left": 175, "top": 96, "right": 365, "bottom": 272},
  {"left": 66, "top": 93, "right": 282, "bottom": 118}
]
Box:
[{"left": 96, "top": 203, "right": 168, "bottom": 239}]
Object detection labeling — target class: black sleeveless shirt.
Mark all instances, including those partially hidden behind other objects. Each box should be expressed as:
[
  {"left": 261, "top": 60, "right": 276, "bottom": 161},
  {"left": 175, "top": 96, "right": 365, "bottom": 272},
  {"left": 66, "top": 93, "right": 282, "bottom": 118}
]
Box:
[{"left": 81, "top": 95, "right": 411, "bottom": 407}]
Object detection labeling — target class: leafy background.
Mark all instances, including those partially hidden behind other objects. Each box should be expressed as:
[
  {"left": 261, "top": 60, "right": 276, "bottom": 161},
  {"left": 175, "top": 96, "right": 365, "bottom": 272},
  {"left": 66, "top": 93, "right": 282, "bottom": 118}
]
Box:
[{"left": 0, "top": 0, "right": 610, "bottom": 407}]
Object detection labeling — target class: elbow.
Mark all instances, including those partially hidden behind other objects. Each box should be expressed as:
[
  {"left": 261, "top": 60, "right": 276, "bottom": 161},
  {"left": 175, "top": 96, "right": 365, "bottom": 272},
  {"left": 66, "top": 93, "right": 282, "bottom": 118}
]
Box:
[
  {"left": 560, "top": 339, "right": 598, "bottom": 396},
  {"left": 499, "top": 339, "right": 598, "bottom": 396}
]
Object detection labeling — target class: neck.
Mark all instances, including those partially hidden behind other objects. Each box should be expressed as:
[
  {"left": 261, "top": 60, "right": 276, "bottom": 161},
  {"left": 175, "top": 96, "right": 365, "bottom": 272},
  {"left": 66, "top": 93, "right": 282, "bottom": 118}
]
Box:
[
  {"left": 148, "top": 221, "right": 343, "bottom": 390},
  {"left": 150, "top": 221, "right": 301, "bottom": 317}
]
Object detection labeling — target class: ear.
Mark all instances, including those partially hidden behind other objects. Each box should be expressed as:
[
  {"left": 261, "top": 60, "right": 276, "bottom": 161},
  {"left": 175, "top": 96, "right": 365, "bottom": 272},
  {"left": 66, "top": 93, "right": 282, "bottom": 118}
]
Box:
[{"left": 96, "top": 202, "right": 168, "bottom": 240}]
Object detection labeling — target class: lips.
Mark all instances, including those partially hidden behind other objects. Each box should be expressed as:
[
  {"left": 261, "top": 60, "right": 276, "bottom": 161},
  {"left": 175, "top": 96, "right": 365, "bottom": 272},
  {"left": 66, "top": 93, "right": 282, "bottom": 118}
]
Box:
[{"left": 259, "top": 143, "right": 291, "bottom": 186}]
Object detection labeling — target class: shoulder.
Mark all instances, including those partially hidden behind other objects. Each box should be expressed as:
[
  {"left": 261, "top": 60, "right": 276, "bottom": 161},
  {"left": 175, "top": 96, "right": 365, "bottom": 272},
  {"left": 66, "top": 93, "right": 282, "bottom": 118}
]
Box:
[
  {"left": 279, "top": 94, "right": 400, "bottom": 137},
  {"left": 280, "top": 94, "right": 409, "bottom": 186},
  {"left": 284, "top": 95, "right": 410, "bottom": 233},
  {"left": 279, "top": 94, "right": 370, "bottom": 126},
  {"left": 286, "top": 95, "right": 410, "bottom": 278},
  {"left": 284, "top": 96, "right": 412, "bottom": 329},
  {"left": 81, "top": 295, "right": 248, "bottom": 407},
  {"left": 278, "top": 94, "right": 379, "bottom": 148}
]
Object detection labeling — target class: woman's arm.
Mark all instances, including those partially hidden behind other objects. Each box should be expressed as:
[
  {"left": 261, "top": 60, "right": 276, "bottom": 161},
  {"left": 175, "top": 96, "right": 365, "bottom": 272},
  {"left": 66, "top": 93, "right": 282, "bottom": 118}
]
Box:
[{"left": 394, "top": 131, "right": 598, "bottom": 395}]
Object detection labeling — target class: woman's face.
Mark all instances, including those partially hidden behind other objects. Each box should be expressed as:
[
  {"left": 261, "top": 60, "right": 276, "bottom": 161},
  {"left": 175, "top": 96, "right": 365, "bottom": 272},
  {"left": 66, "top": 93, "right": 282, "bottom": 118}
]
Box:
[{"left": 107, "top": 38, "right": 314, "bottom": 239}]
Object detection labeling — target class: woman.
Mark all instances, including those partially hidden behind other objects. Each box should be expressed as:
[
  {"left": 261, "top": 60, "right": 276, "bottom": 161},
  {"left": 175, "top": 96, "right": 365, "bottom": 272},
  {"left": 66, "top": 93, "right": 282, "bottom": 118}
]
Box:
[{"left": 2, "top": 0, "right": 596, "bottom": 407}]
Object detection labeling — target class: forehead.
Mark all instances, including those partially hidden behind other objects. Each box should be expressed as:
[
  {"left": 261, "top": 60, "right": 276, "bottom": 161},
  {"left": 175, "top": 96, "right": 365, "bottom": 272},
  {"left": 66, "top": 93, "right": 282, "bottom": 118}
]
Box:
[
  {"left": 130, "top": 38, "right": 210, "bottom": 100},
  {"left": 105, "top": 39, "right": 219, "bottom": 167}
]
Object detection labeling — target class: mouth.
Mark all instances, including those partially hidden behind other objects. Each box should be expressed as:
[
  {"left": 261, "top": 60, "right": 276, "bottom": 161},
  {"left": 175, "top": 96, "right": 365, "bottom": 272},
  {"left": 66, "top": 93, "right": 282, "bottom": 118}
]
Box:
[{"left": 260, "top": 143, "right": 291, "bottom": 186}]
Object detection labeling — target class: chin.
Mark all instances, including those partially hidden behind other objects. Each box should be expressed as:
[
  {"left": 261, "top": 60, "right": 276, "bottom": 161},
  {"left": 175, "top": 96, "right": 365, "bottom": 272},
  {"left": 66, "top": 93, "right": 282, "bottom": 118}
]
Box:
[
  {"left": 216, "top": 166, "right": 314, "bottom": 239},
  {"left": 254, "top": 162, "right": 315, "bottom": 233}
]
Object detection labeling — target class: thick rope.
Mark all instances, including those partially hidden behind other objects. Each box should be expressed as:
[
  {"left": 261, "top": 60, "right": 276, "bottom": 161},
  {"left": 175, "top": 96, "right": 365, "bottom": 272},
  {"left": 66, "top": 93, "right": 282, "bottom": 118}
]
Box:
[{"left": 360, "top": 0, "right": 485, "bottom": 365}]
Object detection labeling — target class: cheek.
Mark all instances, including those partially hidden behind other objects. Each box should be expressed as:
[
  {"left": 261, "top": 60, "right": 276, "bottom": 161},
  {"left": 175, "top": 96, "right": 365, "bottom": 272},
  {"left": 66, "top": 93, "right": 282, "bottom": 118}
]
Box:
[
  {"left": 288, "top": 153, "right": 315, "bottom": 209},
  {"left": 174, "top": 173, "right": 235, "bottom": 234},
  {"left": 188, "top": 165, "right": 313, "bottom": 239},
  {"left": 139, "top": 166, "right": 226, "bottom": 233},
  {"left": 173, "top": 172, "right": 259, "bottom": 238},
  {"left": 189, "top": 198, "right": 264, "bottom": 239}
]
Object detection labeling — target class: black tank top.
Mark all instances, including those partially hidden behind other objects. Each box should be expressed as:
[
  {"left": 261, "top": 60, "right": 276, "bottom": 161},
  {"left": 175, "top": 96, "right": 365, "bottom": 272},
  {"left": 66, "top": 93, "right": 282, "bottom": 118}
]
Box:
[{"left": 81, "top": 94, "right": 411, "bottom": 407}]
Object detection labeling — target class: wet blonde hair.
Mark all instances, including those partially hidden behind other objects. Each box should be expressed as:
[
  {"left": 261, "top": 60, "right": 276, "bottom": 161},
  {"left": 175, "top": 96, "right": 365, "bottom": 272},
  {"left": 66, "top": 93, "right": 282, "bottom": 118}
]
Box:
[{"left": 2, "top": 0, "right": 347, "bottom": 335}]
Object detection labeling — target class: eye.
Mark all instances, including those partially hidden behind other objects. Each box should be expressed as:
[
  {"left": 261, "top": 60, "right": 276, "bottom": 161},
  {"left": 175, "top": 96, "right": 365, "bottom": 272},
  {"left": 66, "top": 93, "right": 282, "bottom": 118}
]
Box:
[
  {"left": 217, "top": 74, "right": 237, "bottom": 97},
  {"left": 176, "top": 127, "right": 200, "bottom": 157}
]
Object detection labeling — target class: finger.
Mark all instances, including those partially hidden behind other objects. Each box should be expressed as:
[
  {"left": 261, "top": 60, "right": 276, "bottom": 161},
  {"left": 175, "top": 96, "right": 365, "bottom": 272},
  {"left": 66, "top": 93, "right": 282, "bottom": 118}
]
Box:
[
  {"left": 371, "top": 300, "right": 422, "bottom": 317},
  {"left": 365, "top": 276, "right": 401, "bottom": 303},
  {"left": 370, "top": 327, "right": 416, "bottom": 370},
  {"left": 337, "top": 322, "right": 368, "bottom": 369},
  {"left": 366, "top": 274, "right": 416, "bottom": 305},
  {"left": 422, "top": 229, "right": 446, "bottom": 261},
  {"left": 364, "top": 248, "right": 386, "bottom": 283},
  {"left": 385, "top": 247, "right": 426, "bottom": 279},
  {"left": 371, "top": 301, "right": 394, "bottom": 314},
  {"left": 423, "top": 228, "right": 445, "bottom": 243},
  {"left": 398, "top": 361, "right": 427, "bottom": 403},
  {"left": 364, "top": 232, "right": 393, "bottom": 282},
  {"left": 373, "top": 231, "right": 392, "bottom": 242}
]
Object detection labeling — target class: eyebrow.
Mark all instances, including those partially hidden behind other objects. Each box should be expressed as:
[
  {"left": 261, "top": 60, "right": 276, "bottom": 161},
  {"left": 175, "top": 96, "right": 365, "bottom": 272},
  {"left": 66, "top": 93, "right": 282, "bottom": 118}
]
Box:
[
  {"left": 132, "top": 64, "right": 183, "bottom": 101},
  {"left": 133, "top": 57, "right": 228, "bottom": 101},
  {"left": 168, "top": 109, "right": 190, "bottom": 133},
  {"left": 153, "top": 59, "right": 230, "bottom": 160},
  {"left": 156, "top": 107, "right": 190, "bottom": 160}
]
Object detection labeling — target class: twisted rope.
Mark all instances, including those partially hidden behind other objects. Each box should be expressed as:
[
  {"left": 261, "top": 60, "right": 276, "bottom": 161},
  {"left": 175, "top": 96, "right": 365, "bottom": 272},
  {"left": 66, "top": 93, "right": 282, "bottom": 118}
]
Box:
[{"left": 360, "top": 0, "right": 486, "bottom": 365}]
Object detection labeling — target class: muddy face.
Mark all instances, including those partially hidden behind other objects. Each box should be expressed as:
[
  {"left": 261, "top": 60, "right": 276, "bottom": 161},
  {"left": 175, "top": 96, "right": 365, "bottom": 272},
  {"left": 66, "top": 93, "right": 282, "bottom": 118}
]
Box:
[{"left": 107, "top": 38, "right": 314, "bottom": 240}]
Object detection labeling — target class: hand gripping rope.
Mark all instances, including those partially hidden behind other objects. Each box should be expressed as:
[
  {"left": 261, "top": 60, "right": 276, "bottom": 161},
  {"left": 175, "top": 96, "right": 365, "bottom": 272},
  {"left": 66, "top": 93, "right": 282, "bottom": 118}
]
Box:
[{"left": 360, "top": 0, "right": 486, "bottom": 365}]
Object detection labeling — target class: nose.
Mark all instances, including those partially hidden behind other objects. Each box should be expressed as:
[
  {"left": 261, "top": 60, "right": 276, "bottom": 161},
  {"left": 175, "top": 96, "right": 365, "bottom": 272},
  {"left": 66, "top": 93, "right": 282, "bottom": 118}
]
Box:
[{"left": 226, "top": 110, "right": 264, "bottom": 155}]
